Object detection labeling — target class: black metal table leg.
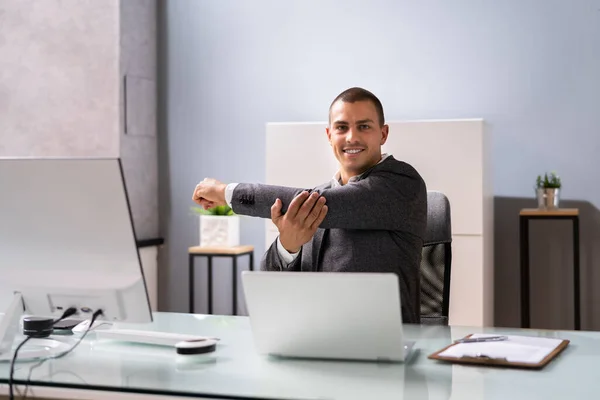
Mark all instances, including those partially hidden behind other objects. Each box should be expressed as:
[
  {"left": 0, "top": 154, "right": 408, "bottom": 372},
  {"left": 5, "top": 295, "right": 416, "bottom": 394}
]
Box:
[
  {"left": 520, "top": 216, "right": 530, "bottom": 328},
  {"left": 208, "top": 256, "right": 213, "bottom": 314},
  {"left": 188, "top": 247, "right": 255, "bottom": 316},
  {"left": 232, "top": 255, "right": 238, "bottom": 315},
  {"left": 573, "top": 216, "right": 581, "bottom": 330},
  {"left": 189, "top": 254, "right": 195, "bottom": 314}
]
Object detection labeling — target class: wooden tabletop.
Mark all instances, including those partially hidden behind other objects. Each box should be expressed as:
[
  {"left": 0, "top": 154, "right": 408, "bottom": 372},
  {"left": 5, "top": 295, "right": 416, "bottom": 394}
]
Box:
[
  {"left": 188, "top": 245, "right": 254, "bottom": 255},
  {"left": 520, "top": 208, "right": 579, "bottom": 216}
]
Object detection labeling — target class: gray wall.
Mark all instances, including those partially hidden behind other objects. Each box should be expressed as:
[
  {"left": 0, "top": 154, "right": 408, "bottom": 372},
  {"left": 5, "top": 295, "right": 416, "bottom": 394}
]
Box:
[
  {"left": 0, "top": 0, "right": 158, "bottom": 242},
  {"left": 120, "top": 0, "right": 159, "bottom": 240},
  {"left": 0, "top": 0, "right": 119, "bottom": 157},
  {"left": 159, "top": 0, "right": 600, "bottom": 328}
]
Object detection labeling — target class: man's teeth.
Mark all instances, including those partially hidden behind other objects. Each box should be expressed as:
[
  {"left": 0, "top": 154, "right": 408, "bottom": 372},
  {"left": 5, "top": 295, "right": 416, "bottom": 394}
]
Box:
[{"left": 345, "top": 149, "right": 363, "bottom": 154}]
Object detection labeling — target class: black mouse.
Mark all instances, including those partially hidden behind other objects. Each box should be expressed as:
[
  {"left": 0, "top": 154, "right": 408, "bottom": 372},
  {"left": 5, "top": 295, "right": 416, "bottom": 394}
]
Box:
[{"left": 175, "top": 339, "right": 217, "bottom": 355}]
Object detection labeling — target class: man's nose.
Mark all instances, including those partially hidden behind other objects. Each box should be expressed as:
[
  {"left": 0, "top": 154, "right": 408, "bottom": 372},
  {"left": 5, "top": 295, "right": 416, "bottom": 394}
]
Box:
[{"left": 345, "top": 128, "right": 358, "bottom": 143}]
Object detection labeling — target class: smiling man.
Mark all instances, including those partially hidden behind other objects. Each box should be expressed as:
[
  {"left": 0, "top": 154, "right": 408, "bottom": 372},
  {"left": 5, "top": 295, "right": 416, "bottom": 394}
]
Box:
[{"left": 193, "top": 87, "right": 427, "bottom": 323}]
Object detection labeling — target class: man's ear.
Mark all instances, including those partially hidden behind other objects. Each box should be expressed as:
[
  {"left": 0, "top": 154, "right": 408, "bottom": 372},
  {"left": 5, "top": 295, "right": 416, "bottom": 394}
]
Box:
[
  {"left": 326, "top": 127, "right": 332, "bottom": 145},
  {"left": 380, "top": 124, "right": 389, "bottom": 145}
]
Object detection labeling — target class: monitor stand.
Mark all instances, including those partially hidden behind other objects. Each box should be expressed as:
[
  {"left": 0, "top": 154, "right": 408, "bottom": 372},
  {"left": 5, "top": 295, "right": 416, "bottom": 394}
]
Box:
[{"left": 0, "top": 292, "right": 70, "bottom": 362}]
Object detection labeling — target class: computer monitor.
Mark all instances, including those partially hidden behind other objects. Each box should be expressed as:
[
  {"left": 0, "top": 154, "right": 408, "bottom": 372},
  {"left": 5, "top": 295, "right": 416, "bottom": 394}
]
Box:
[{"left": 0, "top": 157, "right": 152, "bottom": 360}]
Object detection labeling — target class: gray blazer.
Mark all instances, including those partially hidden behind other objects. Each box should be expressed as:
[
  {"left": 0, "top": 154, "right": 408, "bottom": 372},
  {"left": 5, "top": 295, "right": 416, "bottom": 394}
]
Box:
[{"left": 231, "top": 156, "right": 427, "bottom": 324}]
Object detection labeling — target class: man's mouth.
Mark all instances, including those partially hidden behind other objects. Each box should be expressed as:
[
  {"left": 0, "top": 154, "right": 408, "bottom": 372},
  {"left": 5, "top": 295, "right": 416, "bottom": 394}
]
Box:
[{"left": 343, "top": 149, "right": 364, "bottom": 154}]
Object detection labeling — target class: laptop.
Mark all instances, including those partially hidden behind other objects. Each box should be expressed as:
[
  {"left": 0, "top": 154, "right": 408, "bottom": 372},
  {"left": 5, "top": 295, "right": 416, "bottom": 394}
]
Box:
[{"left": 241, "top": 271, "right": 414, "bottom": 362}]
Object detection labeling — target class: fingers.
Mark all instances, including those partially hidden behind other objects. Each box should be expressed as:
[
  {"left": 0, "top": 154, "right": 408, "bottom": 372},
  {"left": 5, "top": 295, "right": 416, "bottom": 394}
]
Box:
[
  {"left": 295, "top": 192, "right": 321, "bottom": 221},
  {"left": 270, "top": 198, "right": 283, "bottom": 221},
  {"left": 310, "top": 203, "right": 328, "bottom": 230},
  {"left": 286, "top": 191, "right": 310, "bottom": 219},
  {"left": 304, "top": 196, "right": 326, "bottom": 227},
  {"left": 193, "top": 183, "right": 204, "bottom": 202},
  {"left": 193, "top": 190, "right": 204, "bottom": 205},
  {"left": 201, "top": 200, "right": 214, "bottom": 210},
  {"left": 192, "top": 178, "right": 227, "bottom": 208}
]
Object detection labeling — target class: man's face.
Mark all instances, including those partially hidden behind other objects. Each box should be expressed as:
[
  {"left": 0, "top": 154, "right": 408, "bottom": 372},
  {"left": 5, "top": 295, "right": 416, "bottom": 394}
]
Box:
[{"left": 326, "top": 100, "right": 389, "bottom": 183}]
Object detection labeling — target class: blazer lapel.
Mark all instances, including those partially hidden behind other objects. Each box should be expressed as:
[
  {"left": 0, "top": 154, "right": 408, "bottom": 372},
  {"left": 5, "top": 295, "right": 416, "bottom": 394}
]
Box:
[
  {"left": 302, "top": 181, "right": 331, "bottom": 272},
  {"left": 311, "top": 228, "right": 327, "bottom": 272},
  {"left": 299, "top": 228, "right": 326, "bottom": 272}
]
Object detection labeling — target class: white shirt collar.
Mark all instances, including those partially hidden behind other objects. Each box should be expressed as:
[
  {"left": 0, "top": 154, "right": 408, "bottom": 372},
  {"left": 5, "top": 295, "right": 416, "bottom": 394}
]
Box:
[{"left": 331, "top": 153, "right": 391, "bottom": 187}]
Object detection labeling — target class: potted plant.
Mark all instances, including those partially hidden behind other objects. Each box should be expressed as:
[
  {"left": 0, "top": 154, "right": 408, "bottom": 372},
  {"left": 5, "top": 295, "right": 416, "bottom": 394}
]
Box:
[
  {"left": 535, "top": 172, "right": 561, "bottom": 209},
  {"left": 190, "top": 205, "right": 240, "bottom": 247}
]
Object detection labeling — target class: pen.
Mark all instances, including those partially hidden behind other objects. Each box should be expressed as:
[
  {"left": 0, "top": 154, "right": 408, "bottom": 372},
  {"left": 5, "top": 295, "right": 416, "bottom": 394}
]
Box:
[{"left": 454, "top": 335, "right": 508, "bottom": 344}]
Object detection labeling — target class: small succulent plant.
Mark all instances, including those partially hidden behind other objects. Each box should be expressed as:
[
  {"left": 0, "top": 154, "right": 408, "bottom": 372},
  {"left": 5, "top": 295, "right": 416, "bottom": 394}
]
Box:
[{"left": 535, "top": 172, "right": 561, "bottom": 189}]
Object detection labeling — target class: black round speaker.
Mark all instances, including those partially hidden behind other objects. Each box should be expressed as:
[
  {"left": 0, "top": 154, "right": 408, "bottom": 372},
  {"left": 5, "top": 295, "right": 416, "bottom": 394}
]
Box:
[{"left": 22, "top": 317, "right": 54, "bottom": 338}]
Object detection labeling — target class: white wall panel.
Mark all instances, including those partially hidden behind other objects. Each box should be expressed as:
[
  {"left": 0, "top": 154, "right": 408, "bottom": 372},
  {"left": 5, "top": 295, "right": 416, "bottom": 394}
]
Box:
[{"left": 265, "top": 119, "right": 493, "bottom": 326}]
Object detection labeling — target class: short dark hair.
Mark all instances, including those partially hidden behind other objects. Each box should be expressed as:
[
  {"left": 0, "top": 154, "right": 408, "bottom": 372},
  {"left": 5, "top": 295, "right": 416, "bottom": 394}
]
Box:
[{"left": 328, "top": 87, "right": 385, "bottom": 126}]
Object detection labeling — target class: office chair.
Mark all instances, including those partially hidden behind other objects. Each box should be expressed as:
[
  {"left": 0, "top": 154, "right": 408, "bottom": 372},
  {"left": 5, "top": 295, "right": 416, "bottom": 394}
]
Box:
[{"left": 420, "top": 191, "right": 452, "bottom": 326}]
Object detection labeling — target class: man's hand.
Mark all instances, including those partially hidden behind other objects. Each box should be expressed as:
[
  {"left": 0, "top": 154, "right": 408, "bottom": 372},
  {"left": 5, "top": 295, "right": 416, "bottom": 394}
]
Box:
[
  {"left": 193, "top": 178, "right": 227, "bottom": 210},
  {"left": 271, "top": 191, "right": 328, "bottom": 253}
]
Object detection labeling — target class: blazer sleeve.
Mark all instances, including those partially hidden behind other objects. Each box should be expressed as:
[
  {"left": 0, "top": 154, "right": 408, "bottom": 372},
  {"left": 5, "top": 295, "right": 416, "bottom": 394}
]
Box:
[
  {"left": 316, "top": 168, "right": 426, "bottom": 233},
  {"left": 230, "top": 162, "right": 426, "bottom": 233},
  {"left": 260, "top": 239, "right": 302, "bottom": 272}
]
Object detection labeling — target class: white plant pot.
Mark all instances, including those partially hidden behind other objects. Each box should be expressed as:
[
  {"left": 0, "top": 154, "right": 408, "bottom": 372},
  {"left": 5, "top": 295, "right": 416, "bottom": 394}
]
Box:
[{"left": 199, "top": 215, "right": 240, "bottom": 247}]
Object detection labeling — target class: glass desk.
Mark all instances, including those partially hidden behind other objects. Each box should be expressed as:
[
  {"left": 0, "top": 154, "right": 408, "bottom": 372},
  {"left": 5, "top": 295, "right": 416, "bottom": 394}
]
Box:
[{"left": 0, "top": 312, "right": 598, "bottom": 399}]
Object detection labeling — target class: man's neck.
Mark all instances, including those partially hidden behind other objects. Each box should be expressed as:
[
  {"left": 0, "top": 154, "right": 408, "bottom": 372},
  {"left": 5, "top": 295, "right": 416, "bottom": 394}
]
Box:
[
  {"left": 332, "top": 154, "right": 391, "bottom": 187},
  {"left": 339, "top": 173, "right": 351, "bottom": 185},
  {"left": 339, "top": 155, "right": 385, "bottom": 185}
]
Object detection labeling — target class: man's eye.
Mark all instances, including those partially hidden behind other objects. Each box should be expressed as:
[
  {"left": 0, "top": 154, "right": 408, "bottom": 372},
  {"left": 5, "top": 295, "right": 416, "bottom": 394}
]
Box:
[
  {"left": 359, "top": 124, "right": 370, "bottom": 130},
  {"left": 336, "top": 126, "right": 348, "bottom": 131}
]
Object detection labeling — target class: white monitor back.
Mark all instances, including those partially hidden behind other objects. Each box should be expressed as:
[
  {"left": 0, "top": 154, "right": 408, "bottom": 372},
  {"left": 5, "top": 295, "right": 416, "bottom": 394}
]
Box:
[{"left": 0, "top": 158, "right": 152, "bottom": 323}]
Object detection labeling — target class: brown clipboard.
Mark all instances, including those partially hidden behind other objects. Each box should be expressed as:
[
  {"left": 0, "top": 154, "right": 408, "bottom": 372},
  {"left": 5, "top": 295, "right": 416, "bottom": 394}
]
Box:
[{"left": 428, "top": 334, "right": 570, "bottom": 369}]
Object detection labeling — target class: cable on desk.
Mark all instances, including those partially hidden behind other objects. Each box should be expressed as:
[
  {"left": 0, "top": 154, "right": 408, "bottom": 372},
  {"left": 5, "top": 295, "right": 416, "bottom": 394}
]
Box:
[
  {"left": 51, "top": 309, "right": 103, "bottom": 359},
  {"left": 19, "top": 309, "right": 103, "bottom": 400},
  {"left": 9, "top": 307, "right": 79, "bottom": 400},
  {"left": 53, "top": 307, "right": 78, "bottom": 324},
  {"left": 8, "top": 336, "right": 30, "bottom": 400}
]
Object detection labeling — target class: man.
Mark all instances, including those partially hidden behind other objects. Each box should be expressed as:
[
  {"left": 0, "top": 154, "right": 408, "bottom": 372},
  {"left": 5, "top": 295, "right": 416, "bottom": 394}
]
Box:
[{"left": 193, "top": 87, "right": 427, "bottom": 323}]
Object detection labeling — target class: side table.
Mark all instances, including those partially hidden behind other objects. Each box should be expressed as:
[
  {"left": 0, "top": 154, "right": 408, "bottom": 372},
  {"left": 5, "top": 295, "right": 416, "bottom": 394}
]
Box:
[
  {"left": 519, "top": 208, "right": 580, "bottom": 330},
  {"left": 188, "top": 245, "right": 254, "bottom": 315}
]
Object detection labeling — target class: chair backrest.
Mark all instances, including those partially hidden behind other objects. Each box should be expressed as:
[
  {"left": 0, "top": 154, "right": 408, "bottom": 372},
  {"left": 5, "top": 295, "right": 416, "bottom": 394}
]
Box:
[{"left": 420, "top": 191, "right": 452, "bottom": 325}]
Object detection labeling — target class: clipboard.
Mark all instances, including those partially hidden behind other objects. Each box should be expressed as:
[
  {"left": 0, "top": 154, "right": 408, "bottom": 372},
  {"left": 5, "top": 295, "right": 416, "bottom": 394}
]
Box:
[{"left": 428, "top": 334, "right": 570, "bottom": 369}]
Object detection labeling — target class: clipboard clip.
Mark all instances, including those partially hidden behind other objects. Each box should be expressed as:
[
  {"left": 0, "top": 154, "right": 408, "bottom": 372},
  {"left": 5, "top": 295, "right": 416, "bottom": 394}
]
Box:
[
  {"left": 460, "top": 353, "right": 508, "bottom": 362},
  {"left": 454, "top": 335, "right": 508, "bottom": 344}
]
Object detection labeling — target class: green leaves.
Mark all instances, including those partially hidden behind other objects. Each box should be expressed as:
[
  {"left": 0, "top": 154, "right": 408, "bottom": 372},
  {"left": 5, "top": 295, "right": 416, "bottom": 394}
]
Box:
[
  {"left": 190, "top": 205, "right": 235, "bottom": 216},
  {"left": 535, "top": 172, "right": 561, "bottom": 189}
]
